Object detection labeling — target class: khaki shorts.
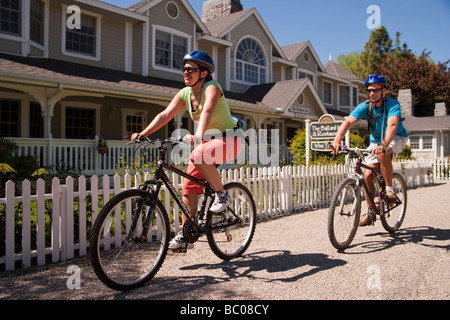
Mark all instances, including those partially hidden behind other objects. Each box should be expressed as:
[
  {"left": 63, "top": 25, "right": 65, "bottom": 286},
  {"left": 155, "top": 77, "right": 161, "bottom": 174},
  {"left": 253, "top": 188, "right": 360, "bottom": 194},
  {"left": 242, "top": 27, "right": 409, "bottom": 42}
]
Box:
[{"left": 365, "top": 135, "right": 408, "bottom": 165}]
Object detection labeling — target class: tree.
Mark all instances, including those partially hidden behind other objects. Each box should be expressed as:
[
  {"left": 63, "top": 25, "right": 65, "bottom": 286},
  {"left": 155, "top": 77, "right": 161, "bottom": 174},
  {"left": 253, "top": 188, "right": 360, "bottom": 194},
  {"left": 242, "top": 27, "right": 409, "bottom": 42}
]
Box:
[
  {"left": 337, "top": 27, "right": 450, "bottom": 116},
  {"left": 380, "top": 50, "right": 450, "bottom": 116}
]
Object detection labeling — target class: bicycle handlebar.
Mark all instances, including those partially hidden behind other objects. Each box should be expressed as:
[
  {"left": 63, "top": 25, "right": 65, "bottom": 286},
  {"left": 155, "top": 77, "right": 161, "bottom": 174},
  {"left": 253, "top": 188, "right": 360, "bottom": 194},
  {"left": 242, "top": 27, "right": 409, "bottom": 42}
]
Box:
[{"left": 128, "top": 136, "right": 183, "bottom": 147}]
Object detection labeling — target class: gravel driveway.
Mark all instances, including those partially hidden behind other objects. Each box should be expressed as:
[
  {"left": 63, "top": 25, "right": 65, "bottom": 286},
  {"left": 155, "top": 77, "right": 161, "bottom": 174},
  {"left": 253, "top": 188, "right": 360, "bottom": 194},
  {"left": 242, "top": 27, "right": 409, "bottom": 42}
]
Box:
[{"left": 1, "top": 181, "right": 449, "bottom": 303}]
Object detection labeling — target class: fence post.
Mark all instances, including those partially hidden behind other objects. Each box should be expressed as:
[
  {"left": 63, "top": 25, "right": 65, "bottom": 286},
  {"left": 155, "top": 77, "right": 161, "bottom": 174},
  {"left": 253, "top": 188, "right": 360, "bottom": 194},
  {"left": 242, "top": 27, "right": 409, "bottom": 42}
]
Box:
[
  {"left": 5, "top": 180, "right": 15, "bottom": 271},
  {"left": 51, "top": 177, "right": 61, "bottom": 263},
  {"left": 21, "top": 179, "right": 31, "bottom": 268},
  {"left": 36, "top": 179, "right": 46, "bottom": 266}
]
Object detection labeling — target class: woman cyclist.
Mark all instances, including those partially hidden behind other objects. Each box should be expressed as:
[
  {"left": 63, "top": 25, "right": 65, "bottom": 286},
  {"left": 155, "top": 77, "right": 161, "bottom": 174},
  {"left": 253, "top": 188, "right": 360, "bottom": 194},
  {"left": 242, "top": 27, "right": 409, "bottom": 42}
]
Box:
[{"left": 131, "top": 51, "right": 242, "bottom": 249}]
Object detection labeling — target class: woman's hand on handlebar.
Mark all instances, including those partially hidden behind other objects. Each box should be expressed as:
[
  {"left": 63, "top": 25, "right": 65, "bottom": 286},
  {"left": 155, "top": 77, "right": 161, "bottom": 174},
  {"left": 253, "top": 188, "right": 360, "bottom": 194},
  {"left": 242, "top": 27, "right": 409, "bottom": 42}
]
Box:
[{"left": 330, "top": 141, "right": 341, "bottom": 155}]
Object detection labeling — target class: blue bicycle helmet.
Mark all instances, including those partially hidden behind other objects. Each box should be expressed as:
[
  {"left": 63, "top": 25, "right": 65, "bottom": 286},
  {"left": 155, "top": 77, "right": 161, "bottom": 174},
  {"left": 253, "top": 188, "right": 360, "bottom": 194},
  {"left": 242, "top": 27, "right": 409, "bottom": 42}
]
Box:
[
  {"left": 183, "top": 50, "right": 215, "bottom": 74},
  {"left": 365, "top": 74, "right": 387, "bottom": 87}
]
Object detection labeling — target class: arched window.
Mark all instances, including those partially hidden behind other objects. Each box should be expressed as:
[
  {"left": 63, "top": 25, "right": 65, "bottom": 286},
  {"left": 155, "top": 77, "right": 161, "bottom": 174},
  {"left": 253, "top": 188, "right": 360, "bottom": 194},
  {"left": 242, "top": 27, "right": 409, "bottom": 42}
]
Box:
[{"left": 235, "top": 38, "right": 266, "bottom": 84}]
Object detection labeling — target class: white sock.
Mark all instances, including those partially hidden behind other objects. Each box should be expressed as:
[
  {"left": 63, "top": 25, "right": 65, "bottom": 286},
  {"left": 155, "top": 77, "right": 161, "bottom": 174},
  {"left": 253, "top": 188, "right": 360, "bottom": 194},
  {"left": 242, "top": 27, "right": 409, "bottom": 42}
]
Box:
[{"left": 386, "top": 186, "right": 394, "bottom": 192}]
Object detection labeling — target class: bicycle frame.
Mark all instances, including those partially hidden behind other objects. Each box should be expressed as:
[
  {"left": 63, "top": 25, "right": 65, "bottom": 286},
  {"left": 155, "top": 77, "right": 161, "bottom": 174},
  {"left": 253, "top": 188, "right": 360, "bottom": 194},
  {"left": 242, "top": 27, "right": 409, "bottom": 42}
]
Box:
[
  {"left": 351, "top": 155, "right": 385, "bottom": 216},
  {"left": 136, "top": 139, "right": 237, "bottom": 240}
]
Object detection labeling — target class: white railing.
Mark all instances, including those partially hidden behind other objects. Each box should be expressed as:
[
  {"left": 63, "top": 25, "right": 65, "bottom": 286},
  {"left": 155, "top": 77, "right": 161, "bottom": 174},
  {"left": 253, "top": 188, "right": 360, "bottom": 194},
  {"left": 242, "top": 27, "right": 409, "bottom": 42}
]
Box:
[
  {"left": 0, "top": 160, "right": 439, "bottom": 271},
  {"left": 433, "top": 157, "right": 450, "bottom": 180},
  {"left": 7, "top": 138, "right": 294, "bottom": 175}
]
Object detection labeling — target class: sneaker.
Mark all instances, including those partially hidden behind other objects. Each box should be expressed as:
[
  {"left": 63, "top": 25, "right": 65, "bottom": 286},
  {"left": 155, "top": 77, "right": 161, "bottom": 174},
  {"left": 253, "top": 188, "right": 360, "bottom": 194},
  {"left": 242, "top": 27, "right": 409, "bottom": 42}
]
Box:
[
  {"left": 168, "top": 231, "right": 186, "bottom": 250},
  {"left": 384, "top": 189, "right": 397, "bottom": 204},
  {"left": 209, "top": 190, "right": 232, "bottom": 213}
]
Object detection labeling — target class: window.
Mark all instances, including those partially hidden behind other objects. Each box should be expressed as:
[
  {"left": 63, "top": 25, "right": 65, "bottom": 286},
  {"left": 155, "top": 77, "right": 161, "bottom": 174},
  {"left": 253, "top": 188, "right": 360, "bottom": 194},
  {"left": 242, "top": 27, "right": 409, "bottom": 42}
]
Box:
[
  {"left": 235, "top": 38, "right": 266, "bottom": 84},
  {"left": 65, "top": 107, "right": 96, "bottom": 139},
  {"left": 154, "top": 29, "right": 188, "bottom": 71},
  {"left": 30, "top": 102, "right": 43, "bottom": 138},
  {"left": 352, "top": 87, "right": 358, "bottom": 108},
  {"left": 298, "top": 71, "right": 314, "bottom": 84},
  {"left": 423, "top": 136, "right": 433, "bottom": 149},
  {"left": 409, "top": 136, "right": 420, "bottom": 149},
  {"left": 1, "top": 0, "right": 21, "bottom": 36},
  {"left": 323, "top": 81, "right": 332, "bottom": 105},
  {"left": 62, "top": 6, "right": 101, "bottom": 60},
  {"left": 122, "top": 109, "right": 148, "bottom": 139},
  {"left": 30, "top": 0, "right": 44, "bottom": 45},
  {"left": 339, "top": 86, "right": 350, "bottom": 106},
  {"left": 0, "top": 99, "right": 20, "bottom": 137},
  {"left": 409, "top": 135, "right": 434, "bottom": 150},
  {"left": 66, "top": 15, "right": 96, "bottom": 56}
]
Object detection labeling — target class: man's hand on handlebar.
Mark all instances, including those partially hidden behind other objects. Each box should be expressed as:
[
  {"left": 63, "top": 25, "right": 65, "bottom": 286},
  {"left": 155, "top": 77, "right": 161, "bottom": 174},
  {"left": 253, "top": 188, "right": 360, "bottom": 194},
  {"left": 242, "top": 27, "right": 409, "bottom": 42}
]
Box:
[{"left": 371, "top": 143, "right": 389, "bottom": 155}]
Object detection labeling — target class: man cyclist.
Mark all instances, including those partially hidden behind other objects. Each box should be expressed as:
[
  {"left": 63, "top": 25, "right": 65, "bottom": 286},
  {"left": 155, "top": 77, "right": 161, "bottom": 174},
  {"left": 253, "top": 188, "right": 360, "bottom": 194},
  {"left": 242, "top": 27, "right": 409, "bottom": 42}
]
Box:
[
  {"left": 330, "top": 74, "right": 408, "bottom": 226},
  {"left": 131, "top": 51, "right": 242, "bottom": 248}
]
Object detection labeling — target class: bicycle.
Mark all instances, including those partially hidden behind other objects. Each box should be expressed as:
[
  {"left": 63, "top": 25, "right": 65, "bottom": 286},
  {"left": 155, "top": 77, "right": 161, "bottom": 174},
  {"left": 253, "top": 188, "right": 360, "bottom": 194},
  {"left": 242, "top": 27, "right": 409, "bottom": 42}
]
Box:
[
  {"left": 90, "top": 136, "right": 256, "bottom": 291},
  {"left": 327, "top": 145, "right": 407, "bottom": 250}
]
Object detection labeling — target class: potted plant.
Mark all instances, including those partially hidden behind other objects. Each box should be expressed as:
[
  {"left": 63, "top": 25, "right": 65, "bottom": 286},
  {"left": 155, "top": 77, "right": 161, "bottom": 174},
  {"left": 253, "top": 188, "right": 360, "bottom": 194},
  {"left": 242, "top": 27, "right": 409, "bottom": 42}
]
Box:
[{"left": 97, "top": 138, "right": 108, "bottom": 155}]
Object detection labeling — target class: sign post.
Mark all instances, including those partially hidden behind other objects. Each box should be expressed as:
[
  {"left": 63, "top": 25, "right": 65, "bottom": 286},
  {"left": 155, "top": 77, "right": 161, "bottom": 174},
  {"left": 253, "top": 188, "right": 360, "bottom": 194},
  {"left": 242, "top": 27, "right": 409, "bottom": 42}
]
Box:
[{"left": 306, "top": 114, "right": 347, "bottom": 163}]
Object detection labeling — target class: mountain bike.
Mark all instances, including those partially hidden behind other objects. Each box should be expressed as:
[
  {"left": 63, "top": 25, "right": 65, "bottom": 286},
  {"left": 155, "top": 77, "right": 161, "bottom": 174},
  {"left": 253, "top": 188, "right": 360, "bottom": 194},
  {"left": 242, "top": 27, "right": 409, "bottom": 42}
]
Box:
[
  {"left": 328, "top": 146, "right": 407, "bottom": 250},
  {"left": 90, "top": 137, "right": 256, "bottom": 291}
]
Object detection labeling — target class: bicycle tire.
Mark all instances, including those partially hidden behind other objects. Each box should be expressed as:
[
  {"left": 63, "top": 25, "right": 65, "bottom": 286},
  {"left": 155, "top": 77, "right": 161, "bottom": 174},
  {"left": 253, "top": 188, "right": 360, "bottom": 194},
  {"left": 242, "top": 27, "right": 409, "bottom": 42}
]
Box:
[
  {"left": 380, "top": 173, "right": 407, "bottom": 232},
  {"left": 206, "top": 182, "right": 256, "bottom": 260},
  {"left": 328, "top": 178, "right": 361, "bottom": 250},
  {"left": 90, "top": 189, "right": 170, "bottom": 291}
]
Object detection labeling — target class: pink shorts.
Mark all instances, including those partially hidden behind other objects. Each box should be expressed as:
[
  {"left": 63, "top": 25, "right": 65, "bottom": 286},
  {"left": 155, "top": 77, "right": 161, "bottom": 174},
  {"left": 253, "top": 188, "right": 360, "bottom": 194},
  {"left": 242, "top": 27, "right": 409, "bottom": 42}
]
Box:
[{"left": 182, "top": 137, "right": 242, "bottom": 195}]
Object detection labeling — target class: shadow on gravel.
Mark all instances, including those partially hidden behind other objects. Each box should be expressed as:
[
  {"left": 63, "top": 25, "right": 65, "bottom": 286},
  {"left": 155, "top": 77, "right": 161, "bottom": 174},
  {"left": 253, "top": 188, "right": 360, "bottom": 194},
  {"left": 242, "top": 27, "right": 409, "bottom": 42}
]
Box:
[
  {"left": 115, "top": 250, "right": 347, "bottom": 300},
  {"left": 343, "top": 226, "right": 450, "bottom": 254}
]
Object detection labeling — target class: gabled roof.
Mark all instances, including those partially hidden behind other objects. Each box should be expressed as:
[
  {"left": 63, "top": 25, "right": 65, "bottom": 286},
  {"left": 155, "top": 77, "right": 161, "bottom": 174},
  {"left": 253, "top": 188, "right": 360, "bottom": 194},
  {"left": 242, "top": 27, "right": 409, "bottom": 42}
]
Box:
[
  {"left": 128, "top": 0, "right": 209, "bottom": 34},
  {"left": 204, "top": 7, "right": 286, "bottom": 59},
  {"left": 323, "top": 60, "right": 363, "bottom": 83},
  {"left": 245, "top": 79, "right": 328, "bottom": 116},
  {"left": 281, "top": 41, "right": 325, "bottom": 72}
]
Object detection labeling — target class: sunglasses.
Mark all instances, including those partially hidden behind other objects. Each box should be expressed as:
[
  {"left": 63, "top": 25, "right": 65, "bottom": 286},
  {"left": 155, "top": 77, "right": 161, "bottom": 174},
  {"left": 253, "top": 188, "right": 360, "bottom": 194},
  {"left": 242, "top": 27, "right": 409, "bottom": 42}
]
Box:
[
  {"left": 367, "top": 88, "right": 383, "bottom": 93},
  {"left": 183, "top": 66, "right": 200, "bottom": 73}
]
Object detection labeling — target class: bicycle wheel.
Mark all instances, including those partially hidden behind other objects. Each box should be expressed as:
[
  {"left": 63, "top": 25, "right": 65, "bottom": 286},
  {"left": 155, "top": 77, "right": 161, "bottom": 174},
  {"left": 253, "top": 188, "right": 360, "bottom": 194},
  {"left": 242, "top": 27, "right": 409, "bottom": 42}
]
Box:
[
  {"left": 90, "top": 189, "right": 170, "bottom": 291},
  {"left": 380, "top": 173, "right": 407, "bottom": 232},
  {"left": 328, "top": 178, "right": 361, "bottom": 250},
  {"left": 206, "top": 182, "right": 256, "bottom": 260}
]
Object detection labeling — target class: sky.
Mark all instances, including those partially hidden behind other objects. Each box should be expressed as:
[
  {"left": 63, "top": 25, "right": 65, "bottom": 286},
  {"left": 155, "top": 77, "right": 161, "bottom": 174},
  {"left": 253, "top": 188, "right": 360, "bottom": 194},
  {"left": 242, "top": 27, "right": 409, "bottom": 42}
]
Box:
[{"left": 104, "top": 0, "right": 450, "bottom": 65}]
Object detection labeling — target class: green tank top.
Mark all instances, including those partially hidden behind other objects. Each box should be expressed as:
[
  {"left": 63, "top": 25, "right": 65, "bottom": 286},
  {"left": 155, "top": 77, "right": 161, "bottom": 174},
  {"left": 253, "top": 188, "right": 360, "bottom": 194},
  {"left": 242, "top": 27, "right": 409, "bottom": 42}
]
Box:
[{"left": 179, "top": 80, "right": 236, "bottom": 134}]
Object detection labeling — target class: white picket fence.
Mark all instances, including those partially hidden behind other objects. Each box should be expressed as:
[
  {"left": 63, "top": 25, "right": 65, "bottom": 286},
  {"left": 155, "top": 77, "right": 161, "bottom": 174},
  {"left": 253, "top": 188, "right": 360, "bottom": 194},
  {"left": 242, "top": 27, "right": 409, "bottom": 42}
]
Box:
[{"left": 0, "top": 159, "right": 446, "bottom": 271}]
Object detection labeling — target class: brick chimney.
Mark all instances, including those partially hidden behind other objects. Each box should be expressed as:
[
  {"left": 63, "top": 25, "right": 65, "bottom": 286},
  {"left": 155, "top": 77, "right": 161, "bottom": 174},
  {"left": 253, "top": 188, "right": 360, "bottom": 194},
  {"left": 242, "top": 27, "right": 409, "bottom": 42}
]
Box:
[
  {"left": 397, "top": 89, "right": 414, "bottom": 117},
  {"left": 201, "top": 0, "right": 243, "bottom": 23}
]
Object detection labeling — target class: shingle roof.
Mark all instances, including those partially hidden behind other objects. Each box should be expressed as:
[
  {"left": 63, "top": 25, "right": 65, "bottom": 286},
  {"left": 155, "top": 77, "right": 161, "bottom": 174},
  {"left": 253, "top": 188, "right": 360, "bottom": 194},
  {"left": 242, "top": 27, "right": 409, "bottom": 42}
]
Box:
[
  {"left": 281, "top": 42, "right": 309, "bottom": 61},
  {"left": 204, "top": 8, "right": 253, "bottom": 37},
  {"left": 324, "top": 60, "right": 362, "bottom": 82},
  {"left": 0, "top": 53, "right": 183, "bottom": 96},
  {"left": 127, "top": 0, "right": 155, "bottom": 12},
  {"left": 403, "top": 115, "right": 450, "bottom": 132},
  {"left": 0, "top": 53, "right": 260, "bottom": 108},
  {"left": 246, "top": 79, "right": 309, "bottom": 109}
]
